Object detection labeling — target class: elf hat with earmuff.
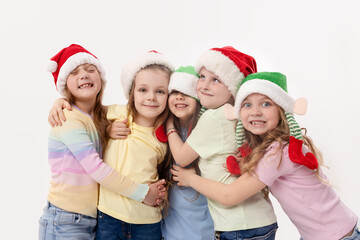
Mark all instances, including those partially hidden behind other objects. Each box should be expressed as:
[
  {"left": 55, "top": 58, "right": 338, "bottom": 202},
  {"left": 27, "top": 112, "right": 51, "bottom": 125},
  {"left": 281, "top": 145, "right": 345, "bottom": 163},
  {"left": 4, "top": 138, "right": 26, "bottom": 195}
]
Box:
[{"left": 226, "top": 72, "right": 318, "bottom": 171}]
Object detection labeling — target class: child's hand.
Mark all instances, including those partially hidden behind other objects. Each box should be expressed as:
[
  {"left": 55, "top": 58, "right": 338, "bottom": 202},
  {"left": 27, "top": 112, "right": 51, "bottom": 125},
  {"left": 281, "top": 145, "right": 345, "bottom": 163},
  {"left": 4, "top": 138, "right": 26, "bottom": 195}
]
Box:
[
  {"left": 171, "top": 165, "right": 196, "bottom": 187},
  {"left": 107, "top": 119, "right": 131, "bottom": 139},
  {"left": 143, "top": 179, "right": 167, "bottom": 207},
  {"left": 48, "top": 98, "right": 72, "bottom": 127}
]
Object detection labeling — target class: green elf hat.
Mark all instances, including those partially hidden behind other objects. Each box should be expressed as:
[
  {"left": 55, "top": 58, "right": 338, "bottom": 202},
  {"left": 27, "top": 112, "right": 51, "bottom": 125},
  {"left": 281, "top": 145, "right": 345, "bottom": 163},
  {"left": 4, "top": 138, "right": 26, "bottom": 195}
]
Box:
[
  {"left": 233, "top": 72, "right": 308, "bottom": 148},
  {"left": 168, "top": 66, "right": 199, "bottom": 100}
]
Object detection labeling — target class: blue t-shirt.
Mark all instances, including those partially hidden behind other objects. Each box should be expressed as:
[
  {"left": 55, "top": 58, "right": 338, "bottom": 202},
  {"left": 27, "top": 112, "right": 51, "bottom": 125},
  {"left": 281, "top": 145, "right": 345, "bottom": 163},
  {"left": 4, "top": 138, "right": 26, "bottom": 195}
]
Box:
[{"left": 161, "top": 127, "right": 214, "bottom": 240}]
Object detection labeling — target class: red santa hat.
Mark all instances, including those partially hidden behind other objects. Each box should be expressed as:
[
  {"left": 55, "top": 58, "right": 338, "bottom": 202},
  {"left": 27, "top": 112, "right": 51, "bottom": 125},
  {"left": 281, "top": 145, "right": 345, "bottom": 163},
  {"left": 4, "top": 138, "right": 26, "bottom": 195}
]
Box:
[
  {"left": 47, "top": 44, "right": 105, "bottom": 96},
  {"left": 195, "top": 46, "right": 257, "bottom": 96}
]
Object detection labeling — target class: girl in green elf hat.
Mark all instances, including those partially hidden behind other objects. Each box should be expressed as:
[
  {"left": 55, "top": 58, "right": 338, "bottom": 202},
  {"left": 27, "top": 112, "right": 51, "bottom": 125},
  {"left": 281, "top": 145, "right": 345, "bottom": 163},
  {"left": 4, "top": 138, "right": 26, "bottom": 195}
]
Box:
[
  {"left": 159, "top": 65, "right": 214, "bottom": 240},
  {"left": 171, "top": 72, "right": 359, "bottom": 240}
]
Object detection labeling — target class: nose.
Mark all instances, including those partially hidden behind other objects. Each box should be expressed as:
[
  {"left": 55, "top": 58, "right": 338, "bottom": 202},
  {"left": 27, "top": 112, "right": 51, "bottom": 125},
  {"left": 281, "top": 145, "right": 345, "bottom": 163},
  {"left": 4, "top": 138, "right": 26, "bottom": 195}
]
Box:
[
  {"left": 79, "top": 69, "right": 89, "bottom": 80},
  {"left": 175, "top": 92, "right": 185, "bottom": 100},
  {"left": 147, "top": 91, "right": 156, "bottom": 101},
  {"left": 199, "top": 78, "right": 210, "bottom": 90},
  {"left": 250, "top": 106, "right": 261, "bottom": 116}
]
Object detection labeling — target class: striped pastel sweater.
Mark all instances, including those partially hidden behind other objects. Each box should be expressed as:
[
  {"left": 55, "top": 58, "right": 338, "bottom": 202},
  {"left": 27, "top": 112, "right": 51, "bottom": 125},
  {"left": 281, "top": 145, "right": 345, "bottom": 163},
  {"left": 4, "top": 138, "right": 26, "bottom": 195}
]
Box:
[{"left": 47, "top": 106, "right": 148, "bottom": 218}]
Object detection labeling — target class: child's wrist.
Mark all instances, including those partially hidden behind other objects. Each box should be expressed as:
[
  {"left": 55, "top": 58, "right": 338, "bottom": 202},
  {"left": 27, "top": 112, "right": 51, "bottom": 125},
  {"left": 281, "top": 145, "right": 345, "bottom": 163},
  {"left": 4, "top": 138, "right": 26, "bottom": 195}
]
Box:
[
  {"left": 166, "top": 127, "right": 175, "bottom": 133},
  {"left": 167, "top": 129, "right": 178, "bottom": 136}
]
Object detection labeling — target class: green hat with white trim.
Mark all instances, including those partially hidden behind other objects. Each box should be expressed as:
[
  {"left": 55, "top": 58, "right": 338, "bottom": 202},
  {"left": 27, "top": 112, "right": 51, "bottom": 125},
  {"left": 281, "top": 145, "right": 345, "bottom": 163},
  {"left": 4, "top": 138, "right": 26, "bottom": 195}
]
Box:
[
  {"left": 233, "top": 72, "right": 307, "bottom": 148},
  {"left": 168, "top": 66, "right": 199, "bottom": 100}
]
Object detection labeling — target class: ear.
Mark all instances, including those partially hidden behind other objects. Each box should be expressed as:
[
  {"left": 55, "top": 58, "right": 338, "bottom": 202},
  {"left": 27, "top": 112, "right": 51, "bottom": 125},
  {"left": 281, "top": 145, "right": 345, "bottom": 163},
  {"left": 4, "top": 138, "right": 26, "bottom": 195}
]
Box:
[
  {"left": 293, "top": 98, "right": 307, "bottom": 115},
  {"left": 224, "top": 103, "right": 236, "bottom": 120}
]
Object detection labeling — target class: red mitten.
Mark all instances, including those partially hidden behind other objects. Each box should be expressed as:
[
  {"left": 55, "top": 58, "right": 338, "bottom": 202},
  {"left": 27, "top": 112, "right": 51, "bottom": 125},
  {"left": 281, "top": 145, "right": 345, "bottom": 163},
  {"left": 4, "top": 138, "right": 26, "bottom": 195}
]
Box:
[
  {"left": 155, "top": 125, "right": 168, "bottom": 143},
  {"left": 226, "top": 155, "right": 241, "bottom": 175},
  {"left": 288, "top": 136, "right": 318, "bottom": 170}
]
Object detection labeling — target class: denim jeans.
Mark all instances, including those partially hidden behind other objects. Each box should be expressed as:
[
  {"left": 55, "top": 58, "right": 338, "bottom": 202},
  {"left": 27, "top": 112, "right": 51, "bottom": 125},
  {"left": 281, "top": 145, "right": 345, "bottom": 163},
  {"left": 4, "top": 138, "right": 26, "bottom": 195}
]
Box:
[
  {"left": 96, "top": 210, "right": 162, "bottom": 240},
  {"left": 299, "top": 224, "right": 360, "bottom": 240},
  {"left": 342, "top": 226, "right": 360, "bottom": 240},
  {"left": 38, "top": 202, "right": 97, "bottom": 240},
  {"left": 215, "top": 222, "right": 278, "bottom": 240}
]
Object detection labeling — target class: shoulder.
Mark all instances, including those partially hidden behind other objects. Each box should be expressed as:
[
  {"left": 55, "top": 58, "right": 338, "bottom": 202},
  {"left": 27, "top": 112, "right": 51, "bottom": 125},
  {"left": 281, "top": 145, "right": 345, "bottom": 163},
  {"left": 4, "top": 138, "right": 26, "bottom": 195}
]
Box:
[
  {"left": 52, "top": 108, "right": 92, "bottom": 134},
  {"left": 61, "top": 108, "right": 88, "bottom": 125},
  {"left": 199, "top": 105, "right": 228, "bottom": 123},
  {"left": 261, "top": 141, "right": 295, "bottom": 168},
  {"left": 107, "top": 104, "right": 127, "bottom": 113},
  {"left": 107, "top": 104, "right": 128, "bottom": 120}
]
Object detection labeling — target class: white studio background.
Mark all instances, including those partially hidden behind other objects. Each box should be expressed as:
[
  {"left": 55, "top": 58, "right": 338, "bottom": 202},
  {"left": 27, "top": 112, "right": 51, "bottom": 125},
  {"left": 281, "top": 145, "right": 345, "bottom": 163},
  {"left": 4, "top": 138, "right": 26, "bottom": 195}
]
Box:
[{"left": 1, "top": 0, "right": 359, "bottom": 239}]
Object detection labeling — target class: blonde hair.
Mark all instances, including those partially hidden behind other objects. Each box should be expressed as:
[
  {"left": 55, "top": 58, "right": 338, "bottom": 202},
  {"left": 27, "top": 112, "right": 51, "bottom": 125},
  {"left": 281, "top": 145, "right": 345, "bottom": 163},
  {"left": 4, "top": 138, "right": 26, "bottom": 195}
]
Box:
[
  {"left": 64, "top": 66, "right": 110, "bottom": 157},
  {"left": 126, "top": 64, "right": 172, "bottom": 131},
  {"left": 239, "top": 105, "right": 325, "bottom": 197}
]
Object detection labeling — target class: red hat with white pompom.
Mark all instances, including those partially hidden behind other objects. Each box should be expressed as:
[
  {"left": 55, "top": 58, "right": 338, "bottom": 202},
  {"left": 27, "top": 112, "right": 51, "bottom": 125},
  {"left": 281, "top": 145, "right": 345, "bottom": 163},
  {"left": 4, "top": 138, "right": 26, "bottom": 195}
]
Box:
[
  {"left": 195, "top": 46, "right": 257, "bottom": 97},
  {"left": 47, "top": 44, "right": 106, "bottom": 96}
]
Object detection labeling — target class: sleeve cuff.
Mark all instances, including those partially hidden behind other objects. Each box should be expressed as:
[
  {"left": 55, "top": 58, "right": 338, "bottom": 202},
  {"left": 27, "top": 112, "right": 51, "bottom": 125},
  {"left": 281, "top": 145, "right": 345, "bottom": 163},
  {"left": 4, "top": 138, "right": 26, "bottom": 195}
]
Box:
[{"left": 129, "top": 183, "right": 149, "bottom": 202}]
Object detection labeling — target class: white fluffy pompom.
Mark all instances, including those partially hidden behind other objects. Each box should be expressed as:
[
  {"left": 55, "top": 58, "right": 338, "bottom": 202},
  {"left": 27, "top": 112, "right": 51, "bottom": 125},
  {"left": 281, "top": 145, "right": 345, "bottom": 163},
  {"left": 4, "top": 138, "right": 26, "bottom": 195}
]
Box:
[{"left": 47, "top": 60, "right": 58, "bottom": 73}]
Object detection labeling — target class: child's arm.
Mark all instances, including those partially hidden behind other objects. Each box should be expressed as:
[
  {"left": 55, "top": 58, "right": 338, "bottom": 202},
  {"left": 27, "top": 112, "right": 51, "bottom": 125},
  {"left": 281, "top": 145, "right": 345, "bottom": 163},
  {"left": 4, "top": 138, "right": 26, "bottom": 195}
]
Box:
[
  {"left": 171, "top": 165, "right": 266, "bottom": 206},
  {"left": 166, "top": 115, "right": 199, "bottom": 167},
  {"left": 53, "top": 118, "right": 164, "bottom": 206},
  {"left": 48, "top": 98, "right": 72, "bottom": 127}
]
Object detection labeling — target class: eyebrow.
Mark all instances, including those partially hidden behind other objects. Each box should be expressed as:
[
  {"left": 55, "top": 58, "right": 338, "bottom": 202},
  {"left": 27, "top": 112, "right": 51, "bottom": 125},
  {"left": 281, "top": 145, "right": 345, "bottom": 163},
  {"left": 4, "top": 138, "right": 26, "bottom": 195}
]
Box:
[{"left": 136, "top": 84, "right": 167, "bottom": 89}]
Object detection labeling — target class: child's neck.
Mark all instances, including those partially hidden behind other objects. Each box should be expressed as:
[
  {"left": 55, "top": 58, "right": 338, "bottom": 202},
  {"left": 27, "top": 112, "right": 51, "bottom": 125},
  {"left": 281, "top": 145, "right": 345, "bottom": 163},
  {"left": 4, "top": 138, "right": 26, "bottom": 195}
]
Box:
[
  {"left": 179, "top": 118, "right": 192, "bottom": 128},
  {"left": 74, "top": 99, "right": 96, "bottom": 116},
  {"left": 134, "top": 115, "right": 156, "bottom": 127}
]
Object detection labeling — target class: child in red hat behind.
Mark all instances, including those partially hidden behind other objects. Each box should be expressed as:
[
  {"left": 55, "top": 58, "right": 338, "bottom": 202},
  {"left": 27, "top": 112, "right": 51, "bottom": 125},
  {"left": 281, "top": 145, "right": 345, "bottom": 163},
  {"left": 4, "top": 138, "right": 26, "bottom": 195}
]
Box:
[{"left": 166, "top": 47, "right": 278, "bottom": 240}]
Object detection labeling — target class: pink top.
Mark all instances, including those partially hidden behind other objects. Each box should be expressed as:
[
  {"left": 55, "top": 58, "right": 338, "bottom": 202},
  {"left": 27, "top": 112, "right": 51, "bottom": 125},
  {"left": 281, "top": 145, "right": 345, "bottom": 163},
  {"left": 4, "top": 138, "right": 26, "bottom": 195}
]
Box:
[{"left": 254, "top": 142, "right": 357, "bottom": 240}]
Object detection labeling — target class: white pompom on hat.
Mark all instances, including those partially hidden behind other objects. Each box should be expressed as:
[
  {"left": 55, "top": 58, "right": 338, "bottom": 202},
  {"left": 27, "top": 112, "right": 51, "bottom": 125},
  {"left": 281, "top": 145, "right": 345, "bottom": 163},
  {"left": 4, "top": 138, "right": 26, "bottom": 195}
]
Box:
[
  {"left": 120, "top": 50, "right": 174, "bottom": 100},
  {"left": 47, "top": 44, "right": 105, "bottom": 96}
]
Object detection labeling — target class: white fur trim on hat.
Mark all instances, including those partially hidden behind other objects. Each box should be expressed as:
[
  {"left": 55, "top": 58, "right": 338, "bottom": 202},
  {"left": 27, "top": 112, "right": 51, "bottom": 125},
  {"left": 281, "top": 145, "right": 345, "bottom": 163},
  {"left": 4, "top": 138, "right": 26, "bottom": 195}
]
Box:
[
  {"left": 234, "top": 79, "right": 295, "bottom": 119},
  {"left": 56, "top": 52, "right": 105, "bottom": 96},
  {"left": 168, "top": 72, "right": 198, "bottom": 99},
  {"left": 121, "top": 52, "right": 174, "bottom": 100},
  {"left": 195, "top": 50, "right": 244, "bottom": 96}
]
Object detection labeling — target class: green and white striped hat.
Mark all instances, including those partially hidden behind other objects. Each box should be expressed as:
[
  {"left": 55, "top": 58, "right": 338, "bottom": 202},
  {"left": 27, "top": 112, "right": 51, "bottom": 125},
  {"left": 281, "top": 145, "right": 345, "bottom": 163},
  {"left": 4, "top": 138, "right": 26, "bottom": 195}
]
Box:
[
  {"left": 233, "top": 72, "right": 306, "bottom": 148},
  {"left": 168, "top": 66, "right": 199, "bottom": 100}
]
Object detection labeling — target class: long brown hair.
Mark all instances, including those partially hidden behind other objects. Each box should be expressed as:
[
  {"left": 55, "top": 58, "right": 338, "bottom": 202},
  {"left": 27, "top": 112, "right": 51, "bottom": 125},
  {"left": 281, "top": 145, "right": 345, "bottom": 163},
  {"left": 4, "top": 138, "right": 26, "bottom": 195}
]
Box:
[
  {"left": 126, "top": 64, "right": 172, "bottom": 131},
  {"left": 64, "top": 67, "right": 110, "bottom": 157},
  {"left": 158, "top": 99, "right": 202, "bottom": 215},
  {"left": 239, "top": 106, "right": 324, "bottom": 197}
]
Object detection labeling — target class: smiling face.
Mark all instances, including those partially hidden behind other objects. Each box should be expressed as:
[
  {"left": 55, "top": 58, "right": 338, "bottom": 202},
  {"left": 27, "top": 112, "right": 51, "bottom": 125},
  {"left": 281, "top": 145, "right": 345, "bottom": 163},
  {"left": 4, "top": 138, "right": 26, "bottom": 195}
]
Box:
[
  {"left": 133, "top": 68, "right": 169, "bottom": 127},
  {"left": 240, "top": 93, "right": 280, "bottom": 138},
  {"left": 168, "top": 91, "right": 197, "bottom": 126},
  {"left": 66, "top": 63, "right": 102, "bottom": 102},
  {"left": 196, "top": 67, "right": 233, "bottom": 109}
]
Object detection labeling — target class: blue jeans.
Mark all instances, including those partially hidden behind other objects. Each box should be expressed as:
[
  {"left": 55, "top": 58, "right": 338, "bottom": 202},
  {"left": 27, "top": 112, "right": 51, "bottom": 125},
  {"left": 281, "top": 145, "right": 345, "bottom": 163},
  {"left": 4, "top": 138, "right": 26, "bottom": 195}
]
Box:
[
  {"left": 299, "top": 224, "right": 360, "bottom": 240},
  {"left": 38, "top": 202, "right": 97, "bottom": 240},
  {"left": 215, "top": 222, "right": 278, "bottom": 240},
  {"left": 342, "top": 225, "right": 360, "bottom": 240},
  {"left": 96, "top": 210, "right": 162, "bottom": 240}
]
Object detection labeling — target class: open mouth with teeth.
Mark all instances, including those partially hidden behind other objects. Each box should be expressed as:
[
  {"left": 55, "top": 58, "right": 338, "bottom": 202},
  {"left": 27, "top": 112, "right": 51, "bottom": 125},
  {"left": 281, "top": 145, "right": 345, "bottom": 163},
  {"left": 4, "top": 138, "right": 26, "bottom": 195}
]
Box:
[
  {"left": 250, "top": 121, "right": 266, "bottom": 126},
  {"left": 174, "top": 103, "right": 188, "bottom": 109},
  {"left": 78, "top": 83, "right": 93, "bottom": 89}
]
